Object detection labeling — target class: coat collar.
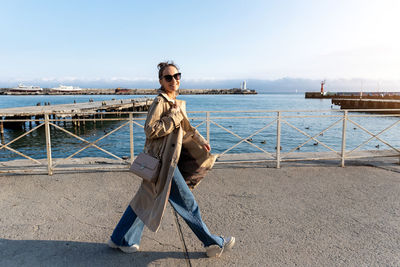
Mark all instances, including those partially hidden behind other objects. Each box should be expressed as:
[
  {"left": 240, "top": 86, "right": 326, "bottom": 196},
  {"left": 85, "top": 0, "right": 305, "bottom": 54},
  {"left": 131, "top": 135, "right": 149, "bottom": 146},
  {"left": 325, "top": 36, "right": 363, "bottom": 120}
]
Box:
[
  {"left": 159, "top": 91, "right": 186, "bottom": 113},
  {"left": 159, "top": 92, "right": 174, "bottom": 103}
]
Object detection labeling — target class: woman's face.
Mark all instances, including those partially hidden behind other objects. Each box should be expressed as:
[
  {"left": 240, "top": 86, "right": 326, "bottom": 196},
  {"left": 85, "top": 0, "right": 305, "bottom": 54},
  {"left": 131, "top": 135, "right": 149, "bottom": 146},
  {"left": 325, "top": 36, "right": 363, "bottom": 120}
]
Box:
[{"left": 159, "top": 66, "right": 180, "bottom": 96}]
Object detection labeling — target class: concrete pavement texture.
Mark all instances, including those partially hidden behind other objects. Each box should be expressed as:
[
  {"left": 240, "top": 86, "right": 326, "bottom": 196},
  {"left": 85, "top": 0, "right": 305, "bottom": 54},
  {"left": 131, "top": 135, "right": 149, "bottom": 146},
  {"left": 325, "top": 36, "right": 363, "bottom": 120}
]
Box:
[{"left": 1, "top": 162, "right": 400, "bottom": 266}]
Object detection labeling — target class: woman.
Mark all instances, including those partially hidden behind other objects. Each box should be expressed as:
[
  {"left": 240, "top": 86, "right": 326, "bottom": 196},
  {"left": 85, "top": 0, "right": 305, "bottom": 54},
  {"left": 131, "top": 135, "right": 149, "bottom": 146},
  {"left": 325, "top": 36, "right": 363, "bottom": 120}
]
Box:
[{"left": 108, "top": 61, "right": 235, "bottom": 258}]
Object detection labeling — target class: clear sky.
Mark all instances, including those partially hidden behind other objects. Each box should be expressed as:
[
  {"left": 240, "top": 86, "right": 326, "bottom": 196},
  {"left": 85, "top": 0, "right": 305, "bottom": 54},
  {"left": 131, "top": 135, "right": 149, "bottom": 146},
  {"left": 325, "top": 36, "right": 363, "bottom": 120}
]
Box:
[{"left": 1, "top": 0, "right": 399, "bottom": 85}]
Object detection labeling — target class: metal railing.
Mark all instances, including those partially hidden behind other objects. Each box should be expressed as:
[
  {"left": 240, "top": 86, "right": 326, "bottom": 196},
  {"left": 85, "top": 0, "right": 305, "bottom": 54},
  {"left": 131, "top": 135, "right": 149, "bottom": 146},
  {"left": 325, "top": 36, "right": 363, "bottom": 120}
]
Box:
[{"left": 1, "top": 109, "right": 400, "bottom": 175}]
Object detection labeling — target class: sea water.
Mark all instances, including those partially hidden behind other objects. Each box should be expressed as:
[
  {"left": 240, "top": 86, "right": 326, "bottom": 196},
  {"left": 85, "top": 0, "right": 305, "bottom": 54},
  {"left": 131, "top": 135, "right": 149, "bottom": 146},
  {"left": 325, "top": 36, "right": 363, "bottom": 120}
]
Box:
[{"left": 0, "top": 94, "right": 399, "bottom": 161}]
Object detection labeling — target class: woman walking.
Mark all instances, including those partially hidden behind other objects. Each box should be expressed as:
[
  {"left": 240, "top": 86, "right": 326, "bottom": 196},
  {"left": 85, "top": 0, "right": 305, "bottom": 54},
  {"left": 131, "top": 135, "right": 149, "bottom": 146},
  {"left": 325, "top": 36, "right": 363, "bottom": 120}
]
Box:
[{"left": 108, "top": 61, "right": 235, "bottom": 258}]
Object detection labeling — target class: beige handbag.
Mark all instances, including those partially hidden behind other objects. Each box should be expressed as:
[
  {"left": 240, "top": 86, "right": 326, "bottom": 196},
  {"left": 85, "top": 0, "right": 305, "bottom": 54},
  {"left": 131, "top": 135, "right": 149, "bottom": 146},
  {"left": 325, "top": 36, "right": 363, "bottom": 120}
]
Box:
[{"left": 129, "top": 152, "right": 161, "bottom": 183}]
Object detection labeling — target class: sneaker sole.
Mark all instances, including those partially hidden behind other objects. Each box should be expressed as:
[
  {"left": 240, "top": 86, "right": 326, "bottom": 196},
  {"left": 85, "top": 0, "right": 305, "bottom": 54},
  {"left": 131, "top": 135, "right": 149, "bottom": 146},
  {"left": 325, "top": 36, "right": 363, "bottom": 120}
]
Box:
[
  {"left": 225, "top": 237, "right": 235, "bottom": 251},
  {"left": 108, "top": 239, "right": 139, "bottom": 253},
  {"left": 206, "top": 246, "right": 224, "bottom": 258},
  {"left": 206, "top": 237, "right": 236, "bottom": 258}
]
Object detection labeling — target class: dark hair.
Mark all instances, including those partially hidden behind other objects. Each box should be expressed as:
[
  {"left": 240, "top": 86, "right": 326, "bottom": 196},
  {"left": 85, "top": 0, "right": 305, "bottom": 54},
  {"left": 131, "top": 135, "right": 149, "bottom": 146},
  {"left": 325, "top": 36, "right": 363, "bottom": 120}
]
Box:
[{"left": 158, "top": 61, "right": 179, "bottom": 80}]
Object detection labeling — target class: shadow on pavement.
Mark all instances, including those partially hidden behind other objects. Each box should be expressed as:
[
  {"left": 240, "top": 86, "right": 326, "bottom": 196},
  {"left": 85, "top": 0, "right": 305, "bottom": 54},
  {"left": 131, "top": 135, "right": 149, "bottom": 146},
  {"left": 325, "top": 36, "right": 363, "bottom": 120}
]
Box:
[{"left": 0, "top": 238, "right": 205, "bottom": 266}]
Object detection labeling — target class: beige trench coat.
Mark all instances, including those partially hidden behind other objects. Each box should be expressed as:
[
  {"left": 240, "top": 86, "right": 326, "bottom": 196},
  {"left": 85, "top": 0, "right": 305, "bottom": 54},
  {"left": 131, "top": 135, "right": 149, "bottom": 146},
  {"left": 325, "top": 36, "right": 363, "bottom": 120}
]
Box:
[{"left": 130, "top": 93, "right": 217, "bottom": 232}]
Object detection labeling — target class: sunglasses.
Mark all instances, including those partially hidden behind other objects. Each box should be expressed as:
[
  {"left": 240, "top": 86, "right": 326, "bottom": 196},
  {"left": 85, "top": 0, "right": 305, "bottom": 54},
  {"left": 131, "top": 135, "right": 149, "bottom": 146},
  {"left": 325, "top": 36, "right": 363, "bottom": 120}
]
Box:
[{"left": 162, "top": 73, "right": 181, "bottom": 82}]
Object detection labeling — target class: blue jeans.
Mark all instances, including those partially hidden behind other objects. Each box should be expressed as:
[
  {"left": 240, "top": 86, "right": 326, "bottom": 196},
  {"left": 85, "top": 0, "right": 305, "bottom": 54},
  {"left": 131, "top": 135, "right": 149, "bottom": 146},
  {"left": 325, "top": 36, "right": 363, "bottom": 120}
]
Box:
[{"left": 110, "top": 167, "right": 224, "bottom": 248}]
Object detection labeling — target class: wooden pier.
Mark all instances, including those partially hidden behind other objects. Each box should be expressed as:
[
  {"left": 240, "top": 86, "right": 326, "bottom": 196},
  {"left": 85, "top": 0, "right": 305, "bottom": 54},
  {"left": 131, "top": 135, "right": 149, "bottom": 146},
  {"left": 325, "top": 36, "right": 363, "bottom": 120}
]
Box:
[
  {"left": 0, "top": 98, "right": 152, "bottom": 117},
  {"left": 305, "top": 91, "right": 400, "bottom": 99},
  {"left": 0, "top": 97, "right": 152, "bottom": 131},
  {"left": 331, "top": 98, "right": 400, "bottom": 112}
]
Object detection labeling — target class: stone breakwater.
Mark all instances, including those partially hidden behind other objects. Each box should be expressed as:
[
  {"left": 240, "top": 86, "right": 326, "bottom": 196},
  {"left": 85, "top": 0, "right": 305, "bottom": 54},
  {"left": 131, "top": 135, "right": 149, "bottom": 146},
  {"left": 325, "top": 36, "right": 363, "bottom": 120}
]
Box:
[{"left": 0, "top": 88, "right": 257, "bottom": 95}]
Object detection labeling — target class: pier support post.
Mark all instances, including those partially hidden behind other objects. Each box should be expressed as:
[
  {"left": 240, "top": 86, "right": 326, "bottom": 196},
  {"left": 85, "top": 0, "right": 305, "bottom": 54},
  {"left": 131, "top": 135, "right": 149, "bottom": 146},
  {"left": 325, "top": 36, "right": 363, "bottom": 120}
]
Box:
[
  {"left": 129, "top": 113, "right": 134, "bottom": 163},
  {"left": 206, "top": 112, "right": 210, "bottom": 144},
  {"left": 341, "top": 110, "right": 348, "bottom": 167},
  {"left": 44, "top": 114, "right": 53, "bottom": 175},
  {"left": 0, "top": 120, "right": 4, "bottom": 144},
  {"left": 276, "top": 111, "right": 281, "bottom": 169}
]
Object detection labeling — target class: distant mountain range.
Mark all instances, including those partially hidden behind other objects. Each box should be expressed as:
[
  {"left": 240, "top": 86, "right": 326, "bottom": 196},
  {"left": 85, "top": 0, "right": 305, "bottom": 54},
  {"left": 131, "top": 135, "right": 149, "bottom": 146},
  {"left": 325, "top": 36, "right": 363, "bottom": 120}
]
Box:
[{"left": 1, "top": 78, "right": 399, "bottom": 93}]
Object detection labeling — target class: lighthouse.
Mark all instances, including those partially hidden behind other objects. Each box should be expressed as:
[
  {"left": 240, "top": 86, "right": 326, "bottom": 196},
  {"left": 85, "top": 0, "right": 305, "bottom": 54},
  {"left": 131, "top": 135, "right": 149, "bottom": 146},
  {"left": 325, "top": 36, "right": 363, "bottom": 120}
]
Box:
[
  {"left": 241, "top": 81, "right": 247, "bottom": 90},
  {"left": 320, "top": 80, "right": 325, "bottom": 94}
]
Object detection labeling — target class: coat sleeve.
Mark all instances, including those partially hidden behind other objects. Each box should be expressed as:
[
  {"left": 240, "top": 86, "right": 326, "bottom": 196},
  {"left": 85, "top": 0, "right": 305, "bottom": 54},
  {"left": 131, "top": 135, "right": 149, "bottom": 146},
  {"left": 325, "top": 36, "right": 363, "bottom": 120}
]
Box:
[
  {"left": 144, "top": 97, "right": 184, "bottom": 139},
  {"left": 192, "top": 128, "right": 208, "bottom": 145},
  {"left": 180, "top": 104, "right": 208, "bottom": 146}
]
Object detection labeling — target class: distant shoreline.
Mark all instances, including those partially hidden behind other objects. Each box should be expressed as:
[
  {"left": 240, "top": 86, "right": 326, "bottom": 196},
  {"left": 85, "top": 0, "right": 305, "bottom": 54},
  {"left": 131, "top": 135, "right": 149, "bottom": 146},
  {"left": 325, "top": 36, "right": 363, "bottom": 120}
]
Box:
[{"left": 0, "top": 88, "right": 257, "bottom": 95}]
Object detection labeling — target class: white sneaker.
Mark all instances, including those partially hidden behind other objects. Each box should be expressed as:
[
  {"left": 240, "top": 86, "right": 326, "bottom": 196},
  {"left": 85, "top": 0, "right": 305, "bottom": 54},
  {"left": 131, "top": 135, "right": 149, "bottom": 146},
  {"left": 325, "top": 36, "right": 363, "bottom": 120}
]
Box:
[
  {"left": 206, "top": 236, "right": 235, "bottom": 258},
  {"left": 107, "top": 238, "right": 139, "bottom": 253}
]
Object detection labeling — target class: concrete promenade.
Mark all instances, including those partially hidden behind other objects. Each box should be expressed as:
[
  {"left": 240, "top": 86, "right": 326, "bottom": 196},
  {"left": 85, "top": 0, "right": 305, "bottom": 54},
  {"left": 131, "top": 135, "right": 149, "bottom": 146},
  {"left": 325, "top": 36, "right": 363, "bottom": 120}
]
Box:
[{"left": 1, "top": 160, "right": 400, "bottom": 266}]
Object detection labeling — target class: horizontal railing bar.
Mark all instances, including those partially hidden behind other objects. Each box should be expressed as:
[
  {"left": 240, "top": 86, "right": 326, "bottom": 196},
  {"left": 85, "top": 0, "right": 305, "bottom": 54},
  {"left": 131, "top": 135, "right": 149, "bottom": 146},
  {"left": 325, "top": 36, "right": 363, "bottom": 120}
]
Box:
[
  {"left": 0, "top": 112, "right": 149, "bottom": 116},
  {"left": 0, "top": 167, "right": 130, "bottom": 174},
  {"left": 344, "top": 154, "right": 400, "bottom": 159},
  {"left": 215, "top": 156, "right": 343, "bottom": 164},
  {"left": 2, "top": 110, "right": 400, "bottom": 121},
  {"left": 215, "top": 154, "right": 400, "bottom": 164},
  {"left": 0, "top": 169, "right": 48, "bottom": 174},
  {"left": 206, "top": 115, "right": 343, "bottom": 120},
  {"left": 0, "top": 118, "right": 146, "bottom": 123},
  {"left": 188, "top": 109, "right": 400, "bottom": 113},
  {"left": 2, "top": 108, "right": 400, "bottom": 116},
  {"left": 347, "top": 114, "right": 400, "bottom": 118}
]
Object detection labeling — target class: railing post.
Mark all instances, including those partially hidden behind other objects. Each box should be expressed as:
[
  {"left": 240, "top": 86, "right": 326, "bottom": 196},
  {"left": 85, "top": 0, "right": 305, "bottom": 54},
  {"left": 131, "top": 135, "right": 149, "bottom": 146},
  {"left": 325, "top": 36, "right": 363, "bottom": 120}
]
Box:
[
  {"left": 129, "top": 113, "right": 134, "bottom": 163},
  {"left": 206, "top": 111, "right": 210, "bottom": 144},
  {"left": 276, "top": 111, "right": 281, "bottom": 168},
  {"left": 44, "top": 114, "right": 53, "bottom": 175},
  {"left": 0, "top": 120, "right": 4, "bottom": 144},
  {"left": 341, "top": 110, "right": 348, "bottom": 167}
]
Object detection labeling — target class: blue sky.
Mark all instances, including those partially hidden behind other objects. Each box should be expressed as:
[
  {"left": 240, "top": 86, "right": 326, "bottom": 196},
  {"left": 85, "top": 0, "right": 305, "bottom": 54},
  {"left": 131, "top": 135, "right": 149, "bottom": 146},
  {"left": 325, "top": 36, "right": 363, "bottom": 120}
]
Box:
[{"left": 1, "top": 0, "right": 399, "bottom": 89}]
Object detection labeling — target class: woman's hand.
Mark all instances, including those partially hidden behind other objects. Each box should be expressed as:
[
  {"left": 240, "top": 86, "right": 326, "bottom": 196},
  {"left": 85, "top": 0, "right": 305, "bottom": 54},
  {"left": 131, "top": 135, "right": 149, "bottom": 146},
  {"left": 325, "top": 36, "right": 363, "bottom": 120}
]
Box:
[{"left": 203, "top": 143, "right": 211, "bottom": 152}]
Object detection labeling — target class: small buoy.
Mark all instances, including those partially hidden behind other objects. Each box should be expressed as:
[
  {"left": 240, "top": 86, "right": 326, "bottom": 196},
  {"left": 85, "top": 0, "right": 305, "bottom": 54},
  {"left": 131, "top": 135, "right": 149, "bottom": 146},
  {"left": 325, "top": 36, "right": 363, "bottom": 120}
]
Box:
[
  {"left": 375, "top": 144, "right": 380, "bottom": 148},
  {"left": 353, "top": 127, "right": 357, "bottom": 130},
  {"left": 261, "top": 140, "right": 266, "bottom": 144},
  {"left": 246, "top": 138, "right": 253, "bottom": 142},
  {"left": 305, "top": 127, "right": 310, "bottom": 130},
  {"left": 296, "top": 147, "right": 300, "bottom": 150},
  {"left": 313, "top": 142, "right": 319, "bottom": 146}
]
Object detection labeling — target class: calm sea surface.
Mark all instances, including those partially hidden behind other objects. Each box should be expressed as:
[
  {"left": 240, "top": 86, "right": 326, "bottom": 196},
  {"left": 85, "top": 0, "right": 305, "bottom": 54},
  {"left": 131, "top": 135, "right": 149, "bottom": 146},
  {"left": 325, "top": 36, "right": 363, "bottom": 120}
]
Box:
[{"left": 0, "top": 94, "right": 399, "bottom": 161}]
